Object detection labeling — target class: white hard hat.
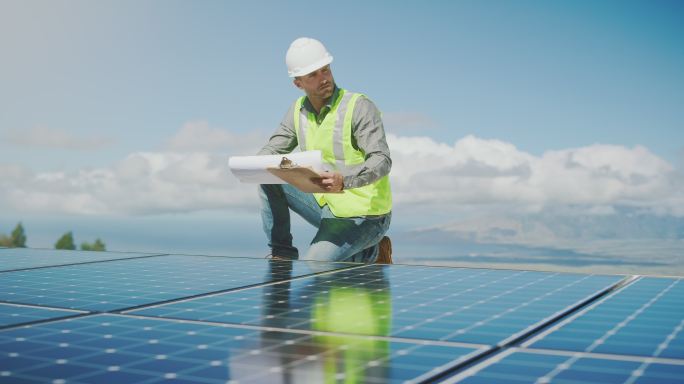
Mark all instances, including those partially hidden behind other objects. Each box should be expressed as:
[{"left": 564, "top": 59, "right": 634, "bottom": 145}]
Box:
[{"left": 285, "top": 37, "right": 333, "bottom": 78}]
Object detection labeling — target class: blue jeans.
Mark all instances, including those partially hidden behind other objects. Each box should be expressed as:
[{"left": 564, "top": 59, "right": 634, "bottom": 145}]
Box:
[{"left": 259, "top": 184, "right": 391, "bottom": 263}]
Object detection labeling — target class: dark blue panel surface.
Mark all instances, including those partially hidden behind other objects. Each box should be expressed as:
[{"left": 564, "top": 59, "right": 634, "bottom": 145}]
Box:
[
  {"left": 0, "top": 248, "right": 160, "bottom": 271},
  {"left": 0, "top": 314, "right": 484, "bottom": 384},
  {"left": 0, "top": 303, "right": 81, "bottom": 327},
  {"left": 0, "top": 255, "right": 351, "bottom": 311},
  {"left": 451, "top": 350, "right": 684, "bottom": 384},
  {"left": 3, "top": 247, "right": 677, "bottom": 382},
  {"left": 131, "top": 264, "right": 623, "bottom": 344},
  {"left": 529, "top": 277, "right": 684, "bottom": 359}
]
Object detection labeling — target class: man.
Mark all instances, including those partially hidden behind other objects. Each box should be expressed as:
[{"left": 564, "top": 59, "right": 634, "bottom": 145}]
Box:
[{"left": 258, "top": 37, "right": 392, "bottom": 263}]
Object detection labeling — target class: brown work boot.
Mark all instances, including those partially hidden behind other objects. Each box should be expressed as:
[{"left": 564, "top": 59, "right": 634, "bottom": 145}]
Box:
[{"left": 376, "top": 236, "right": 393, "bottom": 264}]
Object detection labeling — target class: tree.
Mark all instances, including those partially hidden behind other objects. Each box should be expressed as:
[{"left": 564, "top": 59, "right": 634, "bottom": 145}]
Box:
[
  {"left": 81, "top": 238, "right": 106, "bottom": 252},
  {"left": 0, "top": 234, "right": 11, "bottom": 247},
  {"left": 11, "top": 222, "right": 27, "bottom": 248},
  {"left": 55, "top": 232, "right": 76, "bottom": 250},
  {"left": 0, "top": 222, "right": 26, "bottom": 248}
]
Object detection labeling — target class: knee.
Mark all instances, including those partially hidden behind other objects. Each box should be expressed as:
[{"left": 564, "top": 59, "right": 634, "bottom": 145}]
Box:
[{"left": 303, "top": 241, "right": 341, "bottom": 263}]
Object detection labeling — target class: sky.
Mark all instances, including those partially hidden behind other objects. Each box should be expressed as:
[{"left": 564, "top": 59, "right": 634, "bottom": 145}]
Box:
[{"left": 0, "top": 0, "right": 683, "bottom": 261}]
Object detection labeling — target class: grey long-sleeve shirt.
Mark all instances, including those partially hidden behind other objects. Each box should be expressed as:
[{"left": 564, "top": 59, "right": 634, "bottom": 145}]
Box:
[{"left": 258, "top": 87, "right": 392, "bottom": 190}]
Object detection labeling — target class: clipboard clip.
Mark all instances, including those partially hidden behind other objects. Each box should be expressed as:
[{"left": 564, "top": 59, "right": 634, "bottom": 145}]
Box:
[{"left": 279, "top": 157, "right": 297, "bottom": 169}]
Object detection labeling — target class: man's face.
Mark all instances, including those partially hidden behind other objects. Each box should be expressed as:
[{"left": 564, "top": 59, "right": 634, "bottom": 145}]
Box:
[{"left": 294, "top": 65, "right": 335, "bottom": 100}]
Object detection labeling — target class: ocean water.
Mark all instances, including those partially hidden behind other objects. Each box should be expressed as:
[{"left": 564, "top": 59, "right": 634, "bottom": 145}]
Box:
[{"left": 2, "top": 214, "right": 682, "bottom": 277}]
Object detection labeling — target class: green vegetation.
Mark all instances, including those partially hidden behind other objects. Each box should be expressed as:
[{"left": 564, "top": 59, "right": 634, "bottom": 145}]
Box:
[
  {"left": 0, "top": 222, "right": 27, "bottom": 248},
  {"left": 1, "top": 222, "right": 106, "bottom": 252},
  {"left": 81, "top": 238, "right": 106, "bottom": 252},
  {"left": 55, "top": 231, "right": 76, "bottom": 250}
]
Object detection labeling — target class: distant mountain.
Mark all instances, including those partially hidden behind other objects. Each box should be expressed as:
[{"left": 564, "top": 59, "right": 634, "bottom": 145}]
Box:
[
  {"left": 410, "top": 210, "right": 684, "bottom": 247},
  {"left": 398, "top": 210, "right": 684, "bottom": 275}
]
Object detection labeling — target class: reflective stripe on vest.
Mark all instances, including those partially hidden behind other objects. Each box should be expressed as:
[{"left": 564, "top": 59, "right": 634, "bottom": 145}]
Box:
[{"left": 293, "top": 89, "right": 392, "bottom": 217}]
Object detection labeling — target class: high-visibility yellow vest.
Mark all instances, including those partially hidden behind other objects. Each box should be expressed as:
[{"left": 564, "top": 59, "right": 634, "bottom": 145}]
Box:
[{"left": 293, "top": 89, "right": 392, "bottom": 217}]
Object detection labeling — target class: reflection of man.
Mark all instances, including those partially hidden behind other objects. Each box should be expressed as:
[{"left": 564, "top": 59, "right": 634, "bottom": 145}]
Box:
[
  {"left": 310, "top": 267, "right": 391, "bottom": 382},
  {"left": 258, "top": 37, "right": 393, "bottom": 264},
  {"left": 259, "top": 264, "right": 392, "bottom": 383},
  {"left": 257, "top": 260, "right": 300, "bottom": 383}
]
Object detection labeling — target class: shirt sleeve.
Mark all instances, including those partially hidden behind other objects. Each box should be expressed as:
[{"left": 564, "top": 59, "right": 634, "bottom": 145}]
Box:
[
  {"left": 342, "top": 96, "right": 392, "bottom": 189},
  {"left": 257, "top": 103, "right": 299, "bottom": 155}
]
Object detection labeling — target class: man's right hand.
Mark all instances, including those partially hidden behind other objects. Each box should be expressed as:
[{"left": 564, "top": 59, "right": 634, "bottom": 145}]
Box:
[{"left": 315, "top": 171, "right": 344, "bottom": 193}]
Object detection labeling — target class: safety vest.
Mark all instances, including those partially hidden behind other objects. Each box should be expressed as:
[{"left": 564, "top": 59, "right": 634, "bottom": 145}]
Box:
[{"left": 293, "top": 89, "right": 392, "bottom": 217}]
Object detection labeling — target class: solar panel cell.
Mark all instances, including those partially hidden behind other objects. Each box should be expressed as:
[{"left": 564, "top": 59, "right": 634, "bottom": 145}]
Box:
[{"left": 528, "top": 277, "right": 684, "bottom": 359}]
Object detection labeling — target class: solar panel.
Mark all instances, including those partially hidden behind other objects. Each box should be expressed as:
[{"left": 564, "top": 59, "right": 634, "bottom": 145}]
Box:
[
  {"left": 1, "top": 248, "right": 682, "bottom": 383},
  {"left": 0, "top": 303, "right": 84, "bottom": 328},
  {"left": 0, "top": 254, "right": 353, "bottom": 311},
  {"left": 130, "top": 264, "right": 624, "bottom": 345},
  {"left": 0, "top": 247, "right": 162, "bottom": 272},
  {"left": 444, "top": 348, "right": 684, "bottom": 383},
  {"left": 525, "top": 276, "right": 684, "bottom": 359},
  {"left": 0, "top": 314, "right": 485, "bottom": 384}
]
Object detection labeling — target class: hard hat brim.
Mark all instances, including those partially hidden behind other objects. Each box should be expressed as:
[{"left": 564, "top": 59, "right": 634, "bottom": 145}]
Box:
[{"left": 288, "top": 56, "right": 333, "bottom": 78}]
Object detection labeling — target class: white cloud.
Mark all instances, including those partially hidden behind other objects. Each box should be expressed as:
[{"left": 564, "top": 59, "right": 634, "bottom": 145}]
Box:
[
  {"left": 388, "top": 134, "right": 683, "bottom": 216},
  {"left": 2, "top": 126, "right": 115, "bottom": 150},
  {"left": 0, "top": 128, "right": 682, "bottom": 217},
  {"left": 0, "top": 122, "right": 270, "bottom": 215},
  {"left": 0, "top": 151, "right": 256, "bottom": 215}
]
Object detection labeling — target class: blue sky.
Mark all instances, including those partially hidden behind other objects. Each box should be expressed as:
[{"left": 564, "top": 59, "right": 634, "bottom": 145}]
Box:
[
  {"left": 2, "top": 0, "right": 683, "bottom": 167},
  {"left": 1, "top": 0, "right": 683, "bottom": 257}
]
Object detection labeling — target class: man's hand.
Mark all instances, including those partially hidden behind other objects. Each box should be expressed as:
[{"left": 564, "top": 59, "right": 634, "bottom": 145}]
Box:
[{"left": 315, "top": 171, "right": 344, "bottom": 193}]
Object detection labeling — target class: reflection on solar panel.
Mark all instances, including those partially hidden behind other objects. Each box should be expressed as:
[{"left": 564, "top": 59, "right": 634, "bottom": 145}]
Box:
[
  {"left": 131, "top": 265, "right": 623, "bottom": 345},
  {"left": 1, "top": 248, "right": 683, "bottom": 383}
]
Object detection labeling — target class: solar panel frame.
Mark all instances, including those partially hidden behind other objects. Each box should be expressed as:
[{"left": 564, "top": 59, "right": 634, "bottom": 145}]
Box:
[{"left": 0, "top": 303, "right": 86, "bottom": 328}]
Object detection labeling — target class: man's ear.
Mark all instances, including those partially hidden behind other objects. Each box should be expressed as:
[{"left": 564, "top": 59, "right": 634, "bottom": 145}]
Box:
[{"left": 293, "top": 78, "right": 303, "bottom": 89}]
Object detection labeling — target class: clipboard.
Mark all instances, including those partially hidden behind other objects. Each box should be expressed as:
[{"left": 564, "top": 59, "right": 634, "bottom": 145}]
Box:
[
  {"left": 267, "top": 156, "right": 342, "bottom": 193},
  {"left": 267, "top": 166, "right": 328, "bottom": 193}
]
